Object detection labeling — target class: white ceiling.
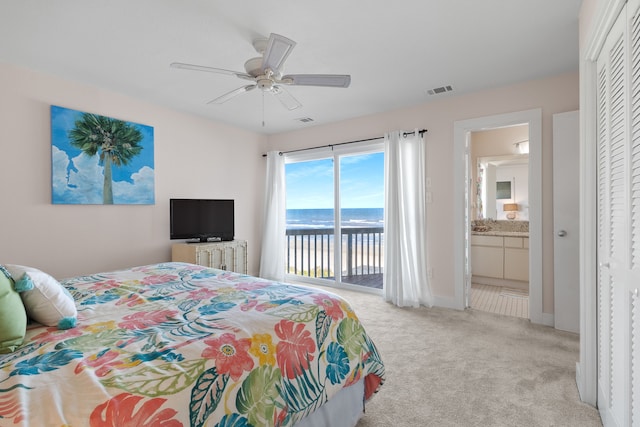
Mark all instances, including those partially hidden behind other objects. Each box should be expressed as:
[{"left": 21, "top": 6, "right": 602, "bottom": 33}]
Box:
[{"left": 0, "top": 0, "right": 582, "bottom": 135}]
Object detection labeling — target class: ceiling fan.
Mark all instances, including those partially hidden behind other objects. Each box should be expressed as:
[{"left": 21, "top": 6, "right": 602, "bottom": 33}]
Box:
[{"left": 170, "top": 33, "right": 351, "bottom": 111}]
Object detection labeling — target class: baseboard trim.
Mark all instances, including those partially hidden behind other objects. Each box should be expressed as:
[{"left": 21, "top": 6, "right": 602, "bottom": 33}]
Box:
[
  {"left": 432, "top": 295, "right": 464, "bottom": 310},
  {"left": 471, "top": 275, "right": 529, "bottom": 291},
  {"left": 434, "top": 293, "right": 551, "bottom": 324},
  {"left": 541, "top": 312, "right": 555, "bottom": 327},
  {"left": 575, "top": 362, "right": 597, "bottom": 408},
  {"left": 598, "top": 384, "right": 614, "bottom": 427},
  {"left": 576, "top": 362, "right": 584, "bottom": 400}
]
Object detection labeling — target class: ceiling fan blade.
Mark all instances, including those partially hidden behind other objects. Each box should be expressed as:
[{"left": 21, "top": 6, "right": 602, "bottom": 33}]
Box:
[
  {"left": 170, "top": 62, "right": 255, "bottom": 81},
  {"left": 261, "top": 33, "right": 296, "bottom": 73},
  {"left": 272, "top": 86, "right": 302, "bottom": 111},
  {"left": 282, "top": 74, "right": 351, "bottom": 88},
  {"left": 207, "top": 84, "right": 257, "bottom": 105}
]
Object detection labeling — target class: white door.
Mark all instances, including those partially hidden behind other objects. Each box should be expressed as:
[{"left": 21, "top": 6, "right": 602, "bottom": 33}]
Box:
[
  {"left": 552, "top": 111, "right": 579, "bottom": 333},
  {"left": 595, "top": 1, "right": 640, "bottom": 424}
]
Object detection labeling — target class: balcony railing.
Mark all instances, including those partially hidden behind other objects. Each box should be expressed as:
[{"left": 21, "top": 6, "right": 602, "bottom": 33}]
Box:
[{"left": 285, "top": 227, "right": 384, "bottom": 288}]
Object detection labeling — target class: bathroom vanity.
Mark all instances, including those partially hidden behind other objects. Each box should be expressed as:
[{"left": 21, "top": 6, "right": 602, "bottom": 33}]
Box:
[{"left": 470, "top": 221, "right": 529, "bottom": 290}]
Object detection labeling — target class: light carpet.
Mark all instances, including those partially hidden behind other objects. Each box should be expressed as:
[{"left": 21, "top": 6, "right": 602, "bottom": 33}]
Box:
[{"left": 306, "top": 284, "right": 602, "bottom": 427}]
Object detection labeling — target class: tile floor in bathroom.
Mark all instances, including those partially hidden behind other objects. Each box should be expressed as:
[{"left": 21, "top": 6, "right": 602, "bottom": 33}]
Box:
[{"left": 470, "top": 282, "right": 529, "bottom": 319}]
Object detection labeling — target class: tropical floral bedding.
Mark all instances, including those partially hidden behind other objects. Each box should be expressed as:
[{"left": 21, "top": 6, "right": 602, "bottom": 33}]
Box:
[{"left": 0, "top": 262, "right": 385, "bottom": 426}]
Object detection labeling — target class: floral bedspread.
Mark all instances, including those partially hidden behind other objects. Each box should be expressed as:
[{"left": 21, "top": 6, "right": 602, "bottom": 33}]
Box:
[{"left": 0, "top": 262, "right": 384, "bottom": 426}]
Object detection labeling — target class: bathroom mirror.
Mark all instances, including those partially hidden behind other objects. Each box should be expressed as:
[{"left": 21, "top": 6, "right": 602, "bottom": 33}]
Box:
[{"left": 476, "top": 154, "right": 529, "bottom": 220}]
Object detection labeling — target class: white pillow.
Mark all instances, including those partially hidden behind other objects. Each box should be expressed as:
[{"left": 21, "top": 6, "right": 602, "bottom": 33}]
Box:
[{"left": 5, "top": 264, "right": 77, "bottom": 330}]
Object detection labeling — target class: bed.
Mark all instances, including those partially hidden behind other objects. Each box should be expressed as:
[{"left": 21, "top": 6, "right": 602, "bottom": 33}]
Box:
[{"left": 0, "top": 262, "right": 385, "bottom": 426}]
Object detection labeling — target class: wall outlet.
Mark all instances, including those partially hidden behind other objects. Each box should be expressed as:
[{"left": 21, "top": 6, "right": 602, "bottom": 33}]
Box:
[{"left": 427, "top": 268, "right": 433, "bottom": 279}]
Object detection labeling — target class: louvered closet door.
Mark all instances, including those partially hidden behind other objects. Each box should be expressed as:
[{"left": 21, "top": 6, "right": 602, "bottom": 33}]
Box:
[
  {"left": 631, "top": 3, "right": 640, "bottom": 423},
  {"left": 630, "top": 1, "right": 640, "bottom": 424},
  {"left": 596, "top": 0, "right": 640, "bottom": 425}
]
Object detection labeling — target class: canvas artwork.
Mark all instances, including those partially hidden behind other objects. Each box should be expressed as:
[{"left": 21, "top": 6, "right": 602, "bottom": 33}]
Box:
[
  {"left": 51, "top": 105, "right": 155, "bottom": 204},
  {"left": 496, "top": 181, "right": 511, "bottom": 200}
]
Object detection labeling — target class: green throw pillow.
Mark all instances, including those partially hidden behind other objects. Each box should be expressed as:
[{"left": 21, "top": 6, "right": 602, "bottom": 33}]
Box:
[{"left": 0, "top": 266, "right": 27, "bottom": 353}]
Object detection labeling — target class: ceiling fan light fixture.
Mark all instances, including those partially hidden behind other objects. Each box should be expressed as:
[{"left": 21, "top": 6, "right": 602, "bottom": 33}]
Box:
[{"left": 257, "top": 78, "right": 274, "bottom": 90}]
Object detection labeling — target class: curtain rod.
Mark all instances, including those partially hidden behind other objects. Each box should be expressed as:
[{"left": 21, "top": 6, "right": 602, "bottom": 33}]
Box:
[{"left": 261, "top": 128, "right": 428, "bottom": 157}]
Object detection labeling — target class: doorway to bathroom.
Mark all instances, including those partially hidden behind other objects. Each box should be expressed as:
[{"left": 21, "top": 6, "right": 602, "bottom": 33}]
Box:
[
  {"left": 453, "top": 108, "right": 543, "bottom": 325},
  {"left": 468, "top": 125, "right": 530, "bottom": 319}
]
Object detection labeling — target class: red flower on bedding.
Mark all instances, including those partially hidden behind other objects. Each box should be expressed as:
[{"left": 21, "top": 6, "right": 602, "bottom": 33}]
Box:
[
  {"left": 89, "top": 279, "right": 121, "bottom": 291},
  {"left": 187, "top": 288, "right": 218, "bottom": 300},
  {"left": 118, "top": 310, "right": 178, "bottom": 330},
  {"left": 311, "top": 294, "right": 345, "bottom": 321},
  {"left": 275, "top": 320, "right": 316, "bottom": 379},
  {"left": 0, "top": 393, "right": 25, "bottom": 424},
  {"left": 30, "top": 326, "right": 82, "bottom": 343},
  {"left": 202, "top": 333, "right": 254, "bottom": 381},
  {"left": 142, "top": 274, "right": 178, "bottom": 285},
  {"left": 235, "top": 281, "right": 269, "bottom": 291},
  {"left": 240, "top": 298, "right": 258, "bottom": 311},
  {"left": 75, "top": 349, "right": 119, "bottom": 377},
  {"left": 90, "top": 393, "right": 181, "bottom": 427}
]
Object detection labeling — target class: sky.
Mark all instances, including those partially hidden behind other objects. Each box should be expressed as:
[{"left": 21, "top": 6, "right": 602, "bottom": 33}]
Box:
[
  {"left": 50, "top": 105, "right": 155, "bottom": 204},
  {"left": 285, "top": 152, "right": 384, "bottom": 209}
]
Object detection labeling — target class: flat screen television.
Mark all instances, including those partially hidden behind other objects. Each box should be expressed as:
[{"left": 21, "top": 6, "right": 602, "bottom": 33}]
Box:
[{"left": 170, "top": 199, "right": 234, "bottom": 242}]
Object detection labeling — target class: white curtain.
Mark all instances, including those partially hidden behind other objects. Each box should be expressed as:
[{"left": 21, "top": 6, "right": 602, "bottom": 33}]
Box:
[
  {"left": 383, "top": 130, "right": 433, "bottom": 307},
  {"left": 259, "top": 151, "right": 286, "bottom": 281}
]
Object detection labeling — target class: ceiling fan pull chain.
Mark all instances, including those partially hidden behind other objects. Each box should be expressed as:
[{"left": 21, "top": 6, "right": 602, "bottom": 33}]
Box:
[{"left": 262, "top": 91, "right": 265, "bottom": 127}]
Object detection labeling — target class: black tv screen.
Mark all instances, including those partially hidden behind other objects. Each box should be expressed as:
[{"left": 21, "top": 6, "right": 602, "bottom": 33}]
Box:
[{"left": 170, "top": 199, "right": 234, "bottom": 242}]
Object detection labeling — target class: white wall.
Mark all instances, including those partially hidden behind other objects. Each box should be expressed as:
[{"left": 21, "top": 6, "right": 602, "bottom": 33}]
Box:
[
  {"left": 0, "top": 63, "right": 267, "bottom": 279},
  {"left": 267, "top": 72, "right": 579, "bottom": 314}
]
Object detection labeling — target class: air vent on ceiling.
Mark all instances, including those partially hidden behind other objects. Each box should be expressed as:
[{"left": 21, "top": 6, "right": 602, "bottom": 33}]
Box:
[
  {"left": 426, "top": 85, "right": 453, "bottom": 96},
  {"left": 296, "top": 117, "right": 315, "bottom": 123}
]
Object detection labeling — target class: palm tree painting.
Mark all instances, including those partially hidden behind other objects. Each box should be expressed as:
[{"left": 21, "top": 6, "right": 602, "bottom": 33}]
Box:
[{"left": 51, "top": 105, "right": 154, "bottom": 204}]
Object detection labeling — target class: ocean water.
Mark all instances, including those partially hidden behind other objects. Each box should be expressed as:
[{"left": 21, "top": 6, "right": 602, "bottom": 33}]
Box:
[{"left": 287, "top": 208, "right": 384, "bottom": 229}]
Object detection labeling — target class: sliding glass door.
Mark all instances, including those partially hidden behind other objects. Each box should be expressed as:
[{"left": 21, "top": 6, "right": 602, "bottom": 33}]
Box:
[
  {"left": 338, "top": 152, "right": 384, "bottom": 288},
  {"left": 284, "top": 142, "right": 384, "bottom": 291},
  {"left": 285, "top": 158, "right": 335, "bottom": 279}
]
